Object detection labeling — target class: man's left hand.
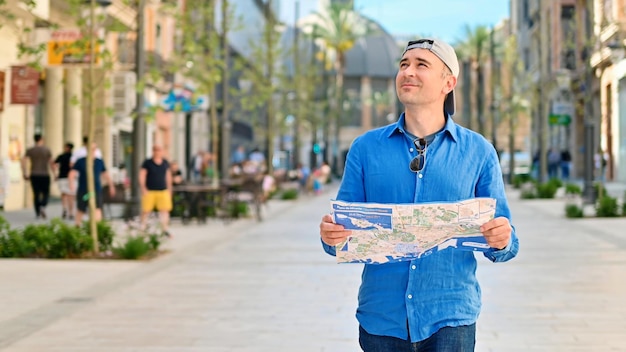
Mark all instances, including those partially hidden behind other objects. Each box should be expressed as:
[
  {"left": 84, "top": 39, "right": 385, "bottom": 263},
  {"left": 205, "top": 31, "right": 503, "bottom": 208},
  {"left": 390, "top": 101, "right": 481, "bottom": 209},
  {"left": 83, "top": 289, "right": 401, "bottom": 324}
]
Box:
[{"left": 480, "top": 216, "right": 512, "bottom": 250}]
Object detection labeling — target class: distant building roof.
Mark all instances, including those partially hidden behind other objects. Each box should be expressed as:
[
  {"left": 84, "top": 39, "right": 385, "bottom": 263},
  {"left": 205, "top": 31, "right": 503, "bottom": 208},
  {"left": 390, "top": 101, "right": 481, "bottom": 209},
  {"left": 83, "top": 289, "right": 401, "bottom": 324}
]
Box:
[
  {"left": 343, "top": 25, "right": 400, "bottom": 78},
  {"left": 283, "top": 15, "right": 399, "bottom": 79}
]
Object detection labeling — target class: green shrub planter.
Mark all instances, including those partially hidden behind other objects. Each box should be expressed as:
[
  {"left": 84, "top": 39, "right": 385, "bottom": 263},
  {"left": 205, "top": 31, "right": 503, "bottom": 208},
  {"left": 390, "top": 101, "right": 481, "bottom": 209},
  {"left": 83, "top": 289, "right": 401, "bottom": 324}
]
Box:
[
  {"left": 596, "top": 196, "right": 620, "bottom": 217},
  {"left": 536, "top": 182, "right": 558, "bottom": 199},
  {"left": 0, "top": 216, "right": 163, "bottom": 260},
  {"left": 565, "top": 204, "right": 584, "bottom": 218},
  {"left": 512, "top": 174, "right": 533, "bottom": 189},
  {"left": 520, "top": 189, "right": 536, "bottom": 199},
  {"left": 228, "top": 201, "right": 249, "bottom": 218},
  {"left": 564, "top": 183, "right": 582, "bottom": 196},
  {"left": 113, "top": 234, "right": 162, "bottom": 260},
  {"left": 281, "top": 189, "right": 299, "bottom": 200}
]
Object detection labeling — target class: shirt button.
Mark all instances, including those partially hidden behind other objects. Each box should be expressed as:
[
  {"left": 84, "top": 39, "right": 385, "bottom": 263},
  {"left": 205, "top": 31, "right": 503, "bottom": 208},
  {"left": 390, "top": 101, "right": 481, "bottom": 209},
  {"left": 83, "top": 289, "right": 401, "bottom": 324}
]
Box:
[
  {"left": 409, "top": 148, "right": 414, "bottom": 152},
  {"left": 418, "top": 174, "right": 423, "bottom": 179},
  {"left": 411, "top": 265, "right": 416, "bottom": 270},
  {"left": 408, "top": 294, "right": 413, "bottom": 299}
]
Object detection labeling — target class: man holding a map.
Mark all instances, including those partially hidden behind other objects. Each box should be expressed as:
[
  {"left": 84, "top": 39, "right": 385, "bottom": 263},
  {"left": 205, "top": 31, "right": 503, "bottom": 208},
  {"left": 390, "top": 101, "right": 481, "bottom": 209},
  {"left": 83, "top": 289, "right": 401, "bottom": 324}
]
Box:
[{"left": 319, "top": 38, "right": 519, "bottom": 351}]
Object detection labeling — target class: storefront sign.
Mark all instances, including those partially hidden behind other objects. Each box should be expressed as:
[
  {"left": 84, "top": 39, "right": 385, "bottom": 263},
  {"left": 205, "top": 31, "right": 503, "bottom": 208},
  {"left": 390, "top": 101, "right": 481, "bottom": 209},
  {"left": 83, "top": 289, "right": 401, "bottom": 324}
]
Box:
[
  {"left": 549, "top": 114, "right": 571, "bottom": 126},
  {"left": 10, "top": 66, "right": 40, "bottom": 105},
  {"left": 550, "top": 102, "right": 574, "bottom": 126},
  {"left": 0, "top": 71, "right": 5, "bottom": 112},
  {"left": 48, "top": 28, "right": 99, "bottom": 65}
]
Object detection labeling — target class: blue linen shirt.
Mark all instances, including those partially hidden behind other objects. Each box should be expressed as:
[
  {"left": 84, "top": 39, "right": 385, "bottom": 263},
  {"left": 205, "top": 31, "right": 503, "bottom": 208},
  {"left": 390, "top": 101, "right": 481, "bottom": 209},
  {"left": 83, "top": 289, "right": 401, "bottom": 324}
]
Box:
[{"left": 322, "top": 114, "right": 519, "bottom": 342}]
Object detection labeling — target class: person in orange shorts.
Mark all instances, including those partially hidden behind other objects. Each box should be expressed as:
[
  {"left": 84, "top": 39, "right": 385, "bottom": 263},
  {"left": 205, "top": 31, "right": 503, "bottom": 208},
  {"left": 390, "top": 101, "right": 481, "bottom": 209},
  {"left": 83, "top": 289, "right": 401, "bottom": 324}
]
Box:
[{"left": 139, "top": 145, "right": 173, "bottom": 237}]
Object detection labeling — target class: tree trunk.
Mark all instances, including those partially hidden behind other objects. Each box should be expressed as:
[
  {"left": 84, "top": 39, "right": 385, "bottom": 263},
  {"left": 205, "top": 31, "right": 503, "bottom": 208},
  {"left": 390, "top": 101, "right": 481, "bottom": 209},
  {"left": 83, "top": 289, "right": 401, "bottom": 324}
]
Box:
[
  {"left": 321, "top": 49, "right": 330, "bottom": 166},
  {"left": 265, "top": 0, "right": 274, "bottom": 176},
  {"left": 220, "top": 0, "right": 230, "bottom": 179},
  {"left": 332, "top": 52, "right": 345, "bottom": 176},
  {"left": 476, "top": 64, "right": 485, "bottom": 136},
  {"left": 292, "top": 0, "right": 300, "bottom": 168},
  {"left": 462, "top": 60, "right": 472, "bottom": 130},
  {"left": 209, "top": 0, "right": 219, "bottom": 186},
  {"left": 87, "top": 0, "right": 98, "bottom": 254}
]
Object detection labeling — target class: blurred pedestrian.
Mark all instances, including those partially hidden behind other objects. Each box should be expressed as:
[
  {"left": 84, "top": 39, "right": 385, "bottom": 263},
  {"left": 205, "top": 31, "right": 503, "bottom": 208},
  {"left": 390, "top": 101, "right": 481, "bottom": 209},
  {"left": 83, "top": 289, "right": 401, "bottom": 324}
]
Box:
[
  {"left": 594, "top": 148, "right": 608, "bottom": 182},
  {"left": 547, "top": 147, "right": 560, "bottom": 179},
  {"left": 560, "top": 149, "right": 572, "bottom": 180},
  {"left": 248, "top": 147, "right": 266, "bottom": 173},
  {"left": 0, "top": 157, "right": 10, "bottom": 211},
  {"left": 139, "top": 145, "right": 173, "bottom": 237},
  {"left": 190, "top": 149, "right": 204, "bottom": 183},
  {"left": 54, "top": 142, "right": 75, "bottom": 219},
  {"left": 68, "top": 142, "right": 114, "bottom": 226},
  {"left": 71, "top": 136, "right": 102, "bottom": 165},
  {"left": 309, "top": 160, "right": 331, "bottom": 195},
  {"left": 231, "top": 145, "right": 246, "bottom": 164},
  {"left": 295, "top": 162, "right": 310, "bottom": 192},
  {"left": 115, "top": 163, "right": 129, "bottom": 189},
  {"left": 318, "top": 38, "right": 518, "bottom": 350},
  {"left": 202, "top": 152, "right": 218, "bottom": 182},
  {"left": 170, "top": 160, "right": 184, "bottom": 186},
  {"left": 21, "top": 134, "right": 54, "bottom": 219}
]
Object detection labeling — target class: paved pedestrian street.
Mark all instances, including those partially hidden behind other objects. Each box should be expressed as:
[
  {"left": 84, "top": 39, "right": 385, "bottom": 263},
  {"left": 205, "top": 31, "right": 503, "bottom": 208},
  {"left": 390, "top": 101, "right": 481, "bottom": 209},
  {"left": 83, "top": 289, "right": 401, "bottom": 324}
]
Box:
[{"left": 1, "top": 184, "right": 625, "bottom": 351}]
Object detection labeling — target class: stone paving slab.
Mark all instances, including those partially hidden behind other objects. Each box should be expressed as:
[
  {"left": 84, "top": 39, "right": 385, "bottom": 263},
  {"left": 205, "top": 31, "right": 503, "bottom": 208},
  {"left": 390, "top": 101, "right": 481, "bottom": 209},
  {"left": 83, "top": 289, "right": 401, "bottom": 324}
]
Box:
[
  {"left": 1, "top": 183, "right": 626, "bottom": 351},
  {"left": 1, "top": 187, "right": 363, "bottom": 352},
  {"left": 476, "top": 190, "right": 626, "bottom": 352}
]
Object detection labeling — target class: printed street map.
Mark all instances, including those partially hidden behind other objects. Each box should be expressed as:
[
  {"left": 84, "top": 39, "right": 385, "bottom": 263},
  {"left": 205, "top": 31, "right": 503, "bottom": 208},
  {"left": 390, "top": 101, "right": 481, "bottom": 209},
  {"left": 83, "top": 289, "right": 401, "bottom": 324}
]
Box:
[{"left": 331, "top": 198, "right": 496, "bottom": 264}]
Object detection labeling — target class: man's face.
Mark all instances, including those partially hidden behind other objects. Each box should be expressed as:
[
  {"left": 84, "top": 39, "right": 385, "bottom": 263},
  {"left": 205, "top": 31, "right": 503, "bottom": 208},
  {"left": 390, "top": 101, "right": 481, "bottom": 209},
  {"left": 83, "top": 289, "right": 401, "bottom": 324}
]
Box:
[
  {"left": 153, "top": 146, "right": 163, "bottom": 157},
  {"left": 395, "top": 48, "right": 454, "bottom": 108}
]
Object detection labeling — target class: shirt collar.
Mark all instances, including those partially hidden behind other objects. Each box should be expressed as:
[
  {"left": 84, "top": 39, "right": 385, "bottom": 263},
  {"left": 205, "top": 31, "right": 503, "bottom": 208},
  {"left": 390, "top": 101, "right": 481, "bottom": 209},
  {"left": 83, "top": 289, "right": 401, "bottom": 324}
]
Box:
[{"left": 387, "top": 112, "right": 459, "bottom": 143}]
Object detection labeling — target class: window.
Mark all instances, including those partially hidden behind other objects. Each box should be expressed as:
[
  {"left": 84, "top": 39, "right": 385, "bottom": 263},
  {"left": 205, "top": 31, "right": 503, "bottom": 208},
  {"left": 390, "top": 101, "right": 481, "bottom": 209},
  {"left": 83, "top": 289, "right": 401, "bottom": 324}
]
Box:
[
  {"left": 603, "top": 0, "right": 614, "bottom": 24},
  {"left": 561, "top": 5, "right": 576, "bottom": 70}
]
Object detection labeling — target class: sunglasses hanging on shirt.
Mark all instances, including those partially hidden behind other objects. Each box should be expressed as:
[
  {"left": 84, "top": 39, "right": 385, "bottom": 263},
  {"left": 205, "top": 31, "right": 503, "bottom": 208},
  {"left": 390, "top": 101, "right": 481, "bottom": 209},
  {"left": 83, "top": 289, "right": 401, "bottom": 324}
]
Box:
[{"left": 409, "top": 138, "right": 427, "bottom": 173}]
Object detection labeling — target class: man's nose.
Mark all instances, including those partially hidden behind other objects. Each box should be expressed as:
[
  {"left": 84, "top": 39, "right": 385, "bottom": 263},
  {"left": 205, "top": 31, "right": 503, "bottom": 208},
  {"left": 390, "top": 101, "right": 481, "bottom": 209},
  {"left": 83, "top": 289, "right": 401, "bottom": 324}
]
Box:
[{"left": 404, "top": 65, "right": 417, "bottom": 76}]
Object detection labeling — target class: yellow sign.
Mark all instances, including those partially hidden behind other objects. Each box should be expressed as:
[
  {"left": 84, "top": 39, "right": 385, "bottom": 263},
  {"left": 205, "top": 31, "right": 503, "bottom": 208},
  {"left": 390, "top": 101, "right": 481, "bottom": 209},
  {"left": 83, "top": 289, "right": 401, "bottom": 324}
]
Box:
[{"left": 47, "top": 29, "right": 100, "bottom": 66}]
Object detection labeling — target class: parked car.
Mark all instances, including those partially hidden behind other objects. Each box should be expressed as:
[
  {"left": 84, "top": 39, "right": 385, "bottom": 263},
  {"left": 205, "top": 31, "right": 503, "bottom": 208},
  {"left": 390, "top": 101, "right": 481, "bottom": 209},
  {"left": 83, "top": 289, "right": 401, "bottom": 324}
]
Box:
[{"left": 499, "top": 151, "right": 532, "bottom": 179}]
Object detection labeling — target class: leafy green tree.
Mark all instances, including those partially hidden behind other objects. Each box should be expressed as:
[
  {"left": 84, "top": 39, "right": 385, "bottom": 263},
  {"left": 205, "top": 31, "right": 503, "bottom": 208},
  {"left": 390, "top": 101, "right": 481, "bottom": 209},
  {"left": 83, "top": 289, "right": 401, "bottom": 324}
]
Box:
[
  {"left": 234, "top": 0, "right": 285, "bottom": 176},
  {"left": 309, "top": 3, "right": 377, "bottom": 172},
  {"left": 0, "top": 0, "right": 48, "bottom": 68},
  {"left": 3, "top": 0, "right": 118, "bottom": 253},
  {"left": 167, "top": 0, "right": 225, "bottom": 185},
  {"left": 59, "top": 0, "right": 119, "bottom": 253}
]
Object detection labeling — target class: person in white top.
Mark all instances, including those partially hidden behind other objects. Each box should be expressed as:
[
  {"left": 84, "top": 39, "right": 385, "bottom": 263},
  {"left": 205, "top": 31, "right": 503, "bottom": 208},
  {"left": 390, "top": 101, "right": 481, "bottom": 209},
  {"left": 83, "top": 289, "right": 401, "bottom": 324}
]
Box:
[{"left": 70, "top": 136, "right": 102, "bottom": 165}]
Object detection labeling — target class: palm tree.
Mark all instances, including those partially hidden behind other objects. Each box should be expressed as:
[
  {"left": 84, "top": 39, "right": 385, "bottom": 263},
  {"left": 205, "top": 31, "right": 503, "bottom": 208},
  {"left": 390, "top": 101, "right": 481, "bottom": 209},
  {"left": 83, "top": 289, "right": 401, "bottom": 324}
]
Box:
[
  {"left": 457, "top": 25, "right": 490, "bottom": 136},
  {"left": 310, "top": 3, "right": 376, "bottom": 173},
  {"left": 501, "top": 35, "right": 531, "bottom": 184}
]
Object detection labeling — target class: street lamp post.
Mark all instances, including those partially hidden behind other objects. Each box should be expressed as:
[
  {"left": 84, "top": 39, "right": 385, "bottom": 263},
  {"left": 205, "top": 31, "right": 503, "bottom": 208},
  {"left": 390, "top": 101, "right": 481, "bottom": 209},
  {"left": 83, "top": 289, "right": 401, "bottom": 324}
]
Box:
[
  {"left": 582, "top": 47, "right": 597, "bottom": 204},
  {"left": 128, "top": 0, "right": 146, "bottom": 219},
  {"left": 580, "top": 0, "right": 608, "bottom": 205}
]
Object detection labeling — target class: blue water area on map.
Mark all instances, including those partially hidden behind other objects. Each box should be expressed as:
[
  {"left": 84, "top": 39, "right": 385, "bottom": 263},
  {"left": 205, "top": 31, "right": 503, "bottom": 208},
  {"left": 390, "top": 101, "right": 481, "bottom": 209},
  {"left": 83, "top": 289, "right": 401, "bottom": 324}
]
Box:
[{"left": 334, "top": 211, "right": 393, "bottom": 230}]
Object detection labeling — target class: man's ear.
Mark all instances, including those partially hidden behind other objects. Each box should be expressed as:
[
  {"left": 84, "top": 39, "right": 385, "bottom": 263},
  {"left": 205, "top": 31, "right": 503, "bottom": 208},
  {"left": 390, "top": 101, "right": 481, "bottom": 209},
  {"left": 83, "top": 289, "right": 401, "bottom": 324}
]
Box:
[{"left": 443, "top": 76, "right": 457, "bottom": 95}]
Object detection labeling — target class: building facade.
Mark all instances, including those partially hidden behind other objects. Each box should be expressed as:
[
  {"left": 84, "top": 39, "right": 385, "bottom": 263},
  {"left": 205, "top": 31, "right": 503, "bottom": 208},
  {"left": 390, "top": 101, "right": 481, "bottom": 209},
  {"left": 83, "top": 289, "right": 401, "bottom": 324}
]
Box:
[
  {"left": 589, "top": 0, "right": 626, "bottom": 183},
  {"left": 0, "top": 0, "right": 278, "bottom": 210}
]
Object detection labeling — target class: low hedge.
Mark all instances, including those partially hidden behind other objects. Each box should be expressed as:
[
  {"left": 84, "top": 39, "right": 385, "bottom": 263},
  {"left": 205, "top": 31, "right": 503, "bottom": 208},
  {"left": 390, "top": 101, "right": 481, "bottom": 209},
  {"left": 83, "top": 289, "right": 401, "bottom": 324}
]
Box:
[{"left": 0, "top": 217, "right": 164, "bottom": 259}]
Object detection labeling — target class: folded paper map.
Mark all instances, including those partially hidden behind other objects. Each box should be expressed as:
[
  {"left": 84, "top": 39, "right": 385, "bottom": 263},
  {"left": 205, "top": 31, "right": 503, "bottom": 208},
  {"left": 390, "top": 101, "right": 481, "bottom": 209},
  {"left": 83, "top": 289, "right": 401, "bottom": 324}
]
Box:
[{"left": 331, "top": 198, "right": 496, "bottom": 264}]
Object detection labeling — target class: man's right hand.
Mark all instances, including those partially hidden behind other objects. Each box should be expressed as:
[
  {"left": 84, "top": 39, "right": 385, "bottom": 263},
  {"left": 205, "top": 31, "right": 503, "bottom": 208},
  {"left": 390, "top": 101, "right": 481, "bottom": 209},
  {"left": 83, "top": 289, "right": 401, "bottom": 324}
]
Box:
[{"left": 319, "top": 214, "right": 352, "bottom": 246}]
